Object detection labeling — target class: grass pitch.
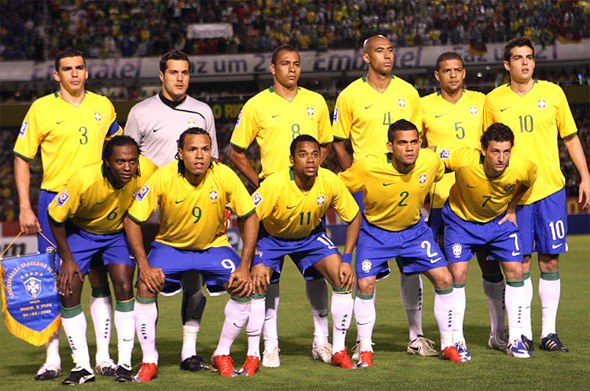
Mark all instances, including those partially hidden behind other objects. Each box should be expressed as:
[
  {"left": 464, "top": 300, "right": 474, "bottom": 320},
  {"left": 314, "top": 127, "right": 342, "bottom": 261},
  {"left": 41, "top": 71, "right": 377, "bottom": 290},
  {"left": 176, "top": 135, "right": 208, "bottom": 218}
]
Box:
[{"left": 1, "top": 235, "right": 588, "bottom": 390}]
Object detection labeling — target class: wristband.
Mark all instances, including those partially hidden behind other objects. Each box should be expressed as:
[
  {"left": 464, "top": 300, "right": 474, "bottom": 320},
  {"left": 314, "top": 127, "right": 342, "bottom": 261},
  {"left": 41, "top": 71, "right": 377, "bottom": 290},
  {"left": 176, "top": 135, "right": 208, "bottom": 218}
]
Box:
[{"left": 342, "top": 253, "right": 353, "bottom": 264}]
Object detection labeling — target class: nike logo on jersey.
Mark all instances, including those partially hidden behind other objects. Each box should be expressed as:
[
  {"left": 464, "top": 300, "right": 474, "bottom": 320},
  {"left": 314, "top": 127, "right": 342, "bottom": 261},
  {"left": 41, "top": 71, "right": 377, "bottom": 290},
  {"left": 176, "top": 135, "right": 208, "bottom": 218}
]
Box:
[
  {"left": 56, "top": 120, "right": 66, "bottom": 124},
  {"left": 175, "top": 199, "right": 185, "bottom": 204},
  {"left": 429, "top": 257, "right": 442, "bottom": 264},
  {"left": 96, "top": 200, "right": 108, "bottom": 205},
  {"left": 382, "top": 183, "right": 394, "bottom": 186},
  {"left": 153, "top": 127, "right": 163, "bottom": 132},
  {"left": 435, "top": 114, "right": 445, "bottom": 118},
  {"left": 511, "top": 251, "right": 521, "bottom": 257},
  {"left": 466, "top": 184, "right": 476, "bottom": 188},
  {"left": 286, "top": 205, "right": 297, "bottom": 209},
  {"left": 364, "top": 104, "right": 373, "bottom": 109},
  {"left": 552, "top": 243, "right": 563, "bottom": 249},
  {"left": 272, "top": 114, "right": 281, "bottom": 118},
  {"left": 500, "top": 107, "right": 510, "bottom": 112}
]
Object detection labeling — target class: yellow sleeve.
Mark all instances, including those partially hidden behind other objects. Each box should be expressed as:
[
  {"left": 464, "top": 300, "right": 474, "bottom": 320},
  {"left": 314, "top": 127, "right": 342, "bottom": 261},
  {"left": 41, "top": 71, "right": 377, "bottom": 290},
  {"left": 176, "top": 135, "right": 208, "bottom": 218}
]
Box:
[
  {"left": 409, "top": 90, "right": 423, "bottom": 133},
  {"left": 13, "top": 100, "right": 42, "bottom": 160},
  {"left": 105, "top": 99, "right": 122, "bottom": 139},
  {"left": 433, "top": 152, "right": 446, "bottom": 182},
  {"left": 252, "top": 178, "right": 275, "bottom": 221},
  {"left": 138, "top": 155, "right": 159, "bottom": 185},
  {"left": 317, "top": 99, "right": 334, "bottom": 145},
  {"left": 47, "top": 173, "right": 85, "bottom": 223},
  {"left": 332, "top": 91, "right": 352, "bottom": 140},
  {"left": 127, "top": 170, "right": 162, "bottom": 223},
  {"left": 224, "top": 165, "right": 256, "bottom": 217},
  {"left": 338, "top": 159, "right": 365, "bottom": 193},
  {"left": 556, "top": 87, "right": 578, "bottom": 139},
  {"left": 229, "top": 100, "right": 258, "bottom": 150},
  {"left": 329, "top": 174, "right": 359, "bottom": 223},
  {"left": 483, "top": 93, "right": 496, "bottom": 131}
]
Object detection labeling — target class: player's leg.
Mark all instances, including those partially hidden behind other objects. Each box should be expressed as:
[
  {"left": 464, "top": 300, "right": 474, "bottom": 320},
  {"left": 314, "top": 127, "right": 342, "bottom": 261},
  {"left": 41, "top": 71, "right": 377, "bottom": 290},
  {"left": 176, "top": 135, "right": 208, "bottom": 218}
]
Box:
[
  {"left": 498, "top": 260, "right": 529, "bottom": 358},
  {"left": 476, "top": 252, "right": 508, "bottom": 350},
  {"left": 87, "top": 264, "right": 115, "bottom": 375},
  {"left": 306, "top": 277, "right": 331, "bottom": 362},
  {"left": 179, "top": 271, "right": 208, "bottom": 372},
  {"left": 516, "top": 203, "right": 535, "bottom": 350},
  {"left": 448, "top": 260, "right": 470, "bottom": 361},
  {"left": 355, "top": 275, "right": 377, "bottom": 366}
]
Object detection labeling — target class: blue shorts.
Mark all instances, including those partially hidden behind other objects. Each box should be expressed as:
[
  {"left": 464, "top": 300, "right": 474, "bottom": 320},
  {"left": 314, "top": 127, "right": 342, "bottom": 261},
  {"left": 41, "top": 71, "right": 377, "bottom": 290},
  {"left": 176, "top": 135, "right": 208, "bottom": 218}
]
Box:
[
  {"left": 253, "top": 225, "right": 339, "bottom": 283},
  {"left": 38, "top": 190, "right": 58, "bottom": 253},
  {"left": 147, "top": 242, "right": 240, "bottom": 295},
  {"left": 355, "top": 217, "right": 446, "bottom": 277},
  {"left": 442, "top": 203, "right": 523, "bottom": 264},
  {"left": 66, "top": 225, "right": 134, "bottom": 275},
  {"left": 428, "top": 207, "right": 444, "bottom": 240},
  {"left": 516, "top": 188, "right": 567, "bottom": 255}
]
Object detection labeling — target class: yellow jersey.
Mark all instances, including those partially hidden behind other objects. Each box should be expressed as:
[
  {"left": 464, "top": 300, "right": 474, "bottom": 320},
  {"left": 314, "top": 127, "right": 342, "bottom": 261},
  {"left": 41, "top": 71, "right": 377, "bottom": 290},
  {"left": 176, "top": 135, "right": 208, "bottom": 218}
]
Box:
[
  {"left": 332, "top": 75, "right": 422, "bottom": 160},
  {"left": 230, "top": 86, "right": 333, "bottom": 179},
  {"left": 483, "top": 80, "right": 576, "bottom": 204},
  {"left": 128, "top": 161, "right": 255, "bottom": 250},
  {"left": 253, "top": 167, "right": 359, "bottom": 240},
  {"left": 48, "top": 156, "right": 157, "bottom": 234},
  {"left": 442, "top": 147, "right": 537, "bottom": 223},
  {"left": 14, "top": 91, "right": 122, "bottom": 192},
  {"left": 338, "top": 150, "right": 444, "bottom": 231},
  {"left": 421, "top": 90, "right": 485, "bottom": 208}
]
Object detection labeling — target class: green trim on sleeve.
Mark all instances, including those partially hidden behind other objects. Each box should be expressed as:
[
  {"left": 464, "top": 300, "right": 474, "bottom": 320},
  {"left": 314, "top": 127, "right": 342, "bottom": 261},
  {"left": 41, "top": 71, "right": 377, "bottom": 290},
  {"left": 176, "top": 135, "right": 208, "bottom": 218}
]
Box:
[
  {"left": 13, "top": 151, "right": 34, "bottom": 161},
  {"left": 562, "top": 131, "right": 579, "bottom": 141},
  {"left": 333, "top": 135, "right": 349, "bottom": 141},
  {"left": 239, "top": 207, "right": 256, "bottom": 219},
  {"left": 48, "top": 213, "right": 66, "bottom": 225},
  {"left": 230, "top": 142, "right": 248, "bottom": 151},
  {"left": 127, "top": 213, "right": 144, "bottom": 224}
]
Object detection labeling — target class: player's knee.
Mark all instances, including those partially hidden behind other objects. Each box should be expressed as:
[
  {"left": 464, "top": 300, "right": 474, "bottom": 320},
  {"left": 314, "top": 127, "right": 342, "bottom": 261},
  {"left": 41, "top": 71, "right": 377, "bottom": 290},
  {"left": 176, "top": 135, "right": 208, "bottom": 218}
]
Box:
[
  {"left": 111, "top": 279, "right": 134, "bottom": 301},
  {"left": 356, "top": 277, "right": 375, "bottom": 295},
  {"left": 538, "top": 255, "right": 559, "bottom": 272},
  {"left": 432, "top": 271, "right": 453, "bottom": 290}
]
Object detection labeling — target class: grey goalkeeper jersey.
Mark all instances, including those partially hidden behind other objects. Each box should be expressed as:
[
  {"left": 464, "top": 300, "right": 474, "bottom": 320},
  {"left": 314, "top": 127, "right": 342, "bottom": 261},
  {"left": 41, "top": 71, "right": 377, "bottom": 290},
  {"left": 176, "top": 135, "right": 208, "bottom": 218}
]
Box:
[{"left": 124, "top": 93, "right": 219, "bottom": 166}]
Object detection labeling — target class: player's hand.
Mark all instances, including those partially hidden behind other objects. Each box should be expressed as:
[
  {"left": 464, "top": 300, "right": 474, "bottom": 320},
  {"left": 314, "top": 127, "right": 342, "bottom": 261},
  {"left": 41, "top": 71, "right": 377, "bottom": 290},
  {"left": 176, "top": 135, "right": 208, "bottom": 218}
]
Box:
[
  {"left": 251, "top": 264, "right": 270, "bottom": 294},
  {"left": 19, "top": 207, "right": 41, "bottom": 235},
  {"left": 498, "top": 208, "right": 517, "bottom": 226},
  {"left": 579, "top": 178, "right": 590, "bottom": 210},
  {"left": 58, "top": 259, "right": 84, "bottom": 296},
  {"left": 338, "top": 262, "right": 355, "bottom": 292},
  {"left": 139, "top": 266, "right": 165, "bottom": 294},
  {"left": 227, "top": 268, "right": 252, "bottom": 298}
]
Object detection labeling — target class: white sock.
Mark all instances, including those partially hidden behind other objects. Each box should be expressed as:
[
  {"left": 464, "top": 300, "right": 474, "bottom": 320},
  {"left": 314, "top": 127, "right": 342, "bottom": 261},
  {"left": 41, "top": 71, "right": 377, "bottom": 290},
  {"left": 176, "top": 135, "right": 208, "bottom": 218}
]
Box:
[
  {"left": 306, "top": 278, "right": 329, "bottom": 346},
  {"left": 482, "top": 275, "right": 506, "bottom": 336},
  {"left": 505, "top": 282, "right": 525, "bottom": 343},
  {"left": 354, "top": 294, "right": 375, "bottom": 352},
  {"left": 400, "top": 273, "right": 423, "bottom": 341},
  {"left": 522, "top": 272, "right": 533, "bottom": 339},
  {"left": 246, "top": 296, "right": 266, "bottom": 358},
  {"left": 452, "top": 284, "right": 466, "bottom": 344},
  {"left": 331, "top": 291, "right": 353, "bottom": 353},
  {"left": 62, "top": 307, "right": 91, "bottom": 371},
  {"left": 114, "top": 300, "right": 134, "bottom": 367},
  {"left": 45, "top": 331, "right": 61, "bottom": 367},
  {"left": 90, "top": 293, "right": 113, "bottom": 363},
  {"left": 263, "top": 283, "right": 280, "bottom": 350},
  {"left": 539, "top": 271, "right": 560, "bottom": 338},
  {"left": 134, "top": 298, "right": 158, "bottom": 364},
  {"left": 216, "top": 299, "right": 251, "bottom": 356},
  {"left": 181, "top": 324, "right": 199, "bottom": 361},
  {"left": 434, "top": 288, "right": 454, "bottom": 349}
]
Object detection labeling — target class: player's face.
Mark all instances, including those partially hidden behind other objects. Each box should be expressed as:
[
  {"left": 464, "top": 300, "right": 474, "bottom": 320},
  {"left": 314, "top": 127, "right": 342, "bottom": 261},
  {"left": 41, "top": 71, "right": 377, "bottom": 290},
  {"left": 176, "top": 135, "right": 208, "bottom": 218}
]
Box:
[
  {"left": 105, "top": 144, "right": 139, "bottom": 188},
  {"left": 290, "top": 141, "right": 320, "bottom": 179},
  {"left": 482, "top": 140, "right": 512, "bottom": 178},
  {"left": 53, "top": 56, "right": 88, "bottom": 96},
  {"left": 363, "top": 37, "right": 394, "bottom": 76},
  {"left": 178, "top": 134, "right": 212, "bottom": 178},
  {"left": 435, "top": 59, "right": 465, "bottom": 94},
  {"left": 387, "top": 129, "right": 421, "bottom": 170},
  {"left": 160, "top": 59, "right": 190, "bottom": 101},
  {"left": 270, "top": 50, "right": 301, "bottom": 90},
  {"left": 504, "top": 46, "right": 535, "bottom": 84}
]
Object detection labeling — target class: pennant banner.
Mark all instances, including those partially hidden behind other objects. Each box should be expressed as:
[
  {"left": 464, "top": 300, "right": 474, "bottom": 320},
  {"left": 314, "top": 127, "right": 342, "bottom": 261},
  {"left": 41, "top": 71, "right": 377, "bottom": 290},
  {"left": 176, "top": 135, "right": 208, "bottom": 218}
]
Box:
[{"left": 1, "top": 251, "right": 61, "bottom": 346}]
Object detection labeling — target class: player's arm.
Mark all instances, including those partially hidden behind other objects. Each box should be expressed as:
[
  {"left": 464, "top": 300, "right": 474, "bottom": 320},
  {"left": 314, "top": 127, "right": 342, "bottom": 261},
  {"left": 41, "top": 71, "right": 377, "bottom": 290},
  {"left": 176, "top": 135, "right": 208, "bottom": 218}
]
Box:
[
  {"left": 123, "top": 215, "right": 164, "bottom": 293},
  {"left": 320, "top": 143, "right": 331, "bottom": 165},
  {"left": 333, "top": 138, "right": 352, "bottom": 170},
  {"left": 563, "top": 134, "right": 590, "bottom": 210},
  {"left": 14, "top": 154, "right": 40, "bottom": 234},
  {"left": 48, "top": 216, "right": 82, "bottom": 295},
  {"left": 228, "top": 211, "right": 259, "bottom": 297},
  {"left": 340, "top": 212, "right": 361, "bottom": 291},
  {"left": 229, "top": 145, "right": 260, "bottom": 188},
  {"left": 499, "top": 183, "right": 530, "bottom": 226}
]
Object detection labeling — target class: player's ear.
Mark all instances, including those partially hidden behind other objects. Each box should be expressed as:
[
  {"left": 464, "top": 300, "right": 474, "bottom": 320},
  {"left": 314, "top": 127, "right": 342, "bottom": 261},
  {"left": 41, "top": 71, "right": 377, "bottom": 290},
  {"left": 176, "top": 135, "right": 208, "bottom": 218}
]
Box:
[
  {"left": 503, "top": 60, "right": 510, "bottom": 72},
  {"left": 159, "top": 71, "right": 165, "bottom": 83},
  {"left": 362, "top": 52, "right": 370, "bottom": 64},
  {"left": 269, "top": 63, "right": 275, "bottom": 76},
  {"left": 434, "top": 70, "right": 440, "bottom": 82},
  {"left": 177, "top": 147, "right": 184, "bottom": 160},
  {"left": 289, "top": 154, "right": 294, "bottom": 165},
  {"left": 386, "top": 141, "right": 393, "bottom": 153},
  {"left": 53, "top": 70, "right": 61, "bottom": 83}
]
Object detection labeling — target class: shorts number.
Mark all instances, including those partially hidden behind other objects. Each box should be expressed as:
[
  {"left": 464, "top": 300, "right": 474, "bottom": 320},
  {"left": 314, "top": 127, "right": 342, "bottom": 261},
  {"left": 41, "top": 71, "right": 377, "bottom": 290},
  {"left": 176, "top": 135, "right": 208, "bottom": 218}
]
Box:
[
  {"left": 106, "top": 207, "right": 118, "bottom": 221},
  {"left": 299, "top": 211, "right": 311, "bottom": 225},
  {"left": 79, "top": 126, "right": 88, "bottom": 145},
  {"left": 291, "top": 124, "right": 301, "bottom": 139},
  {"left": 317, "top": 233, "right": 336, "bottom": 249},
  {"left": 192, "top": 207, "right": 202, "bottom": 224},
  {"left": 518, "top": 115, "right": 533, "bottom": 133},
  {"left": 481, "top": 195, "right": 492, "bottom": 208},
  {"left": 454, "top": 122, "right": 465, "bottom": 140},
  {"left": 509, "top": 233, "right": 520, "bottom": 251},
  {"left": 421, "top": 240, "right": 439, "bottom": 258},
  {"left": 398, "top": 191, "right": 409, "bottom": 207},
  {"left": 549, "top": 220, "right": 565, "bottom": 240},
  {"left": 221, "top": 259, "right": 236, "bottom": 273}
]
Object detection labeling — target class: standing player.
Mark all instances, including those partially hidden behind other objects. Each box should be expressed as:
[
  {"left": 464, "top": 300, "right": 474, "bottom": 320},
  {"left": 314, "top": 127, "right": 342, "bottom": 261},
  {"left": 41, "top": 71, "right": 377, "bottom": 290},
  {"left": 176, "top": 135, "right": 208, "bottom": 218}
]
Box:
[
  {"left": 13, "top": 48, "right": 122, "bottom": 380},
  {"left": 421, "top": 52, "right": 508, "bottom": 356},
  {"left": 484, "top": 37, "right": 590, "bottom": 352},
  {"left": 124, "top": 128, "right": 258, "bottom": 381},
  {"left": 438, "top": 123, "right": 537, "bottom": 359},
  {"left": 332, "top": 35, "right": 433, "bottom": 356},
  {"left": 124, "top": 49, "right": 218, "bottom": 371},
  {"left": 339, "top": 119, "right": 462, "bottom": 366},
  {"left": 229, "top": 45, "right": 334, "bottom": 366},
  {"left": 48, "top": 136, "right": 156, "bottom": 384},
  {"left": 246, "top": 135, "right": 361, "bottom": 373}
]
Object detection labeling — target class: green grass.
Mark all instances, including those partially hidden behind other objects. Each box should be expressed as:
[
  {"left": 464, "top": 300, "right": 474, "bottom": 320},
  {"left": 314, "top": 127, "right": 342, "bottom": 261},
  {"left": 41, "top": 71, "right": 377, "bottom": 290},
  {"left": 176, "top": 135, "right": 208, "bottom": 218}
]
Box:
[{"left": 1, "top": 236, "right": 589, "bottom": 390}]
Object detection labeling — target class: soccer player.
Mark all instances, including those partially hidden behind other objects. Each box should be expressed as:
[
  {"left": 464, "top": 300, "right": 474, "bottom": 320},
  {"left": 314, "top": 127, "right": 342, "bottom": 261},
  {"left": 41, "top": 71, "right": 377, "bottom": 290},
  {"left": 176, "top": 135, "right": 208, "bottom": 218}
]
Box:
[
  {"left": 245, "top": 135, "right": 361, "bottom": 373},
  {"left": 229, "top": 45, "right": 334, "bottom": 366},
  {"left": 421, "top": 52, "right": 507, "bottom": 356},
  {"left": 438, "top": 123, "right": 537, "bottom": 359},
  {"left": 124, "top": 49, "right": 219, "bottom": 372},
  {"left": 124, "top": 128, "right": 258, "bottom": 381},
  {"left": 339, "top": 119, "right": 461, "bottom": 365},
  {"left": 484, "top": 36, "right": 590, "bottom": 352},
  {"left": 13, "top": 48, "right": 122, "bottom": 380},
  {"left": 48, "top": 136, "right": 156, "bottom": 384},
  {"left": 332, "top": 35, "right": 433, "bottom": 357}
]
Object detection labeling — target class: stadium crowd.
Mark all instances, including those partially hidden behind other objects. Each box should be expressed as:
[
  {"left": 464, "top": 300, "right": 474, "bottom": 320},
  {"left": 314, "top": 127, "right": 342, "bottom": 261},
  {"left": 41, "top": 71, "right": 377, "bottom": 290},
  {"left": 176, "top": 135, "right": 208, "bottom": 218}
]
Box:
[{"left": 1, "top": 0, "right": 589, "bottom": 60}]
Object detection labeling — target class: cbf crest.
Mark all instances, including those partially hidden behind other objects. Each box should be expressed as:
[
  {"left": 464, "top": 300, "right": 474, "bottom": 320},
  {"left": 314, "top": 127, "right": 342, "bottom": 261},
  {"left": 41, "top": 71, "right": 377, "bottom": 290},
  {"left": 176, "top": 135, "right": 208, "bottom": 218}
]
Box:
[
  {"left": 398, "top": 98, "right": 406, "bottom": 109},
  {"left": 24, "top": 276, "right": 42, "bottom": 299},
  {"left": 361, "top": 259, "right": 372, "bottom": 273},
  {"left": 209, "top": 188, "right": 219, "bottom": 202},
  {"left": 538, "top": 99, "right": 546, "bottom": 110},
  {"left": 316, "top": 195, "right": 325, "bottom": 206},
  {"left": 187, "top": 118, "right": 197, "bottom": 128},
  {"left": 307, "top": 106, "right": 315, "bottom": 117},
  {"left": 418, "top": 173, "right": 427, "bottom": 185},
  {"left": 469, "top": 106, "right": 478, "bottom": 115},
  {"left": 452, "top": 243, "right": 462, "bottom": 258},
  {"left": 94, "top": 112, "right": 102, "bottom": 121}
]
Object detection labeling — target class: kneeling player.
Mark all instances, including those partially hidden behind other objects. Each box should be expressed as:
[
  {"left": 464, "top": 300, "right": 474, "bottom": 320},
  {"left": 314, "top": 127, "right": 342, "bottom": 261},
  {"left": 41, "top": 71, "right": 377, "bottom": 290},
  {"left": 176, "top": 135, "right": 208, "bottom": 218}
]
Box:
[
  {"left": 245, "top": 135, "right": 361, "bottom": 373},
  {"left": 339, "top": 119, "right": 462, "bottom": 365},
  {"left": 124, "top": 128, "right": 258, "bottom": 380},
  {"left": 439, "top": 123, "right": 536, "bottom": 359},
  {"left": 48, "top": 136, "right": 156, "bottom": 384}
]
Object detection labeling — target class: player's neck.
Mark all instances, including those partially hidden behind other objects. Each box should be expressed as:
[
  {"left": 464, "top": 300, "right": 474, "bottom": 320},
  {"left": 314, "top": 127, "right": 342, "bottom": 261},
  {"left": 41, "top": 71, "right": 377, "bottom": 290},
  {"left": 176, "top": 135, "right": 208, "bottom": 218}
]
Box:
[
  {"left": 366, "top": 71, "right": 392, "bottom": 93},
  {"left": 59, "top": 89, "right": 85, "bottom": 107},
  {"left": 391, "top": 160, "right": 414, "bottom": 174},
  {"left": 294, "top": 174, "right": 315, "bottom": 192},
  {"left": 104, "top": 168, "right": 125, "bottom": 189},
  {"left": 509, "top": 78, "right": 534, "bottom": 96},
  {"left": 441, "top": 88, "right": 463, "bottom": 104},
  {"left": 273, "top": 82, "right": 298, "bottom": 101},
  {"left": 185, "top": 171, "right": 205, "bottom": 187}
]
